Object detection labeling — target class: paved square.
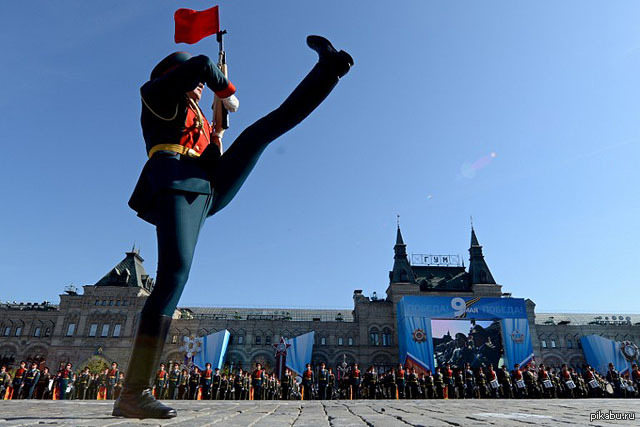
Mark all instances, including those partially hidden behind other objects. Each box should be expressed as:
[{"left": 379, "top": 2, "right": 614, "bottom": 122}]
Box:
[{"left": 0, "top": 399, "right": 638, "bottom": 426}]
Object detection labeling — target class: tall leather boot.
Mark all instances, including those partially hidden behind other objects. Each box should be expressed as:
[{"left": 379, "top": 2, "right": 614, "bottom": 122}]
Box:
[{"left": 112, "top": 315, "right": 177, "bottom": 419}]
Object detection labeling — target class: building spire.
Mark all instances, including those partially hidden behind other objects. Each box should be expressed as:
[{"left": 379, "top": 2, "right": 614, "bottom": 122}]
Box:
[
  {"left": 468, "top": 225, "right": 496, "bottom": 285},
  {"left": 390, "top": 222, "right": 416, "bottom": 284}
]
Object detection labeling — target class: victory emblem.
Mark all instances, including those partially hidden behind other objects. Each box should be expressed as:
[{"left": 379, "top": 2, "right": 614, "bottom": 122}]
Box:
[
  {"left": 412, "top": 328, "right": 427, "bottom": 343},
  {"left": 621, "top": 341, "right": 639, "bottom": 362},
  {"left": 180, "top": 336, "right": 203, "bottom": 359},
  {"left": 510, "top": 330, "right": 525, "bottom": 344}
]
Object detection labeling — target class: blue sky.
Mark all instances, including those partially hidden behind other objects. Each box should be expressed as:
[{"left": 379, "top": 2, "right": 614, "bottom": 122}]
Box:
[{"left": 1, "top": 1, "right": 638, "bottom": 313}]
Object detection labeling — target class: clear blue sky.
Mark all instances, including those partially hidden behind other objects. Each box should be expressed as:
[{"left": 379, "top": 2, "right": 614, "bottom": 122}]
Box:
[{"left": 1, "top": 1, "right": 638, "bottom": 313}]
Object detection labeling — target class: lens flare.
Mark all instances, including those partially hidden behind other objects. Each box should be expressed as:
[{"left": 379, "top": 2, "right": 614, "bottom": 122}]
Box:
[{"left": 460, "top": 152, "right": 497, "bottom": 178}]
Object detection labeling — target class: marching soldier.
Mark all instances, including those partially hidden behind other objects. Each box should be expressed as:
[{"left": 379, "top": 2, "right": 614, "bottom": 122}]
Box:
[
  {"left": 98, "top": 368, "right": 109, "bottom": 400},
  {"left": 454, "top": 368, "right": 465, "bottom": 399},
  {"left": 522, "top": 365, "right": 538, "bottom": 398},
  {"left": 538, "top": 364, "right": 554, "bottom": 398},
  {"left": 75, "top": 368, "right": 91, "bottom": 400},
  {"left": 301, "top": 363, "right": 314, "bottom": 400},
  {"left": 317, "top": 363, "right": 329, "bottom": 400},
  {"left": 11, "top": 361, "right": 26, "bottom": 399},
  {"left": 154, "top": 364, "right": 168, "bottom": 399},
  {"left": 486, "top": 365, "right": 500, "bottom": 398},
  {"left": 476, "top": 367, "right": 488, "bottom": 398},
  {"left": 107, "top": 362, "right": 120, "bottom": 400},
  {"left": 201, "top": 363, "right": 213, "bottom": 400},
  {"left": 443, "top": 363, "right": 454, "bottom": 399},
  {"left": 21, "top": 362, "right": 40, "bottom": 399},
  {"left": 211, "top": 368, "right": 221, "bottom": 400},
  {"left": 559, "top": 364, "right": 574, "bottom": 398},
  {"left": 167, "top": 363, "right": 181, "bottom": 399},
  {"left": 631, "top": 364, "right": 640, "bottom": 391},
  {"left": 244, "top": 371, "right": 251, "bottom": 400}
]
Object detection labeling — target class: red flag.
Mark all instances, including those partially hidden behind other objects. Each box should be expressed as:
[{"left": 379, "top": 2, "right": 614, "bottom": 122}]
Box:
[{"left": 174, "top": 6, "right": 220, "bottom": 44}]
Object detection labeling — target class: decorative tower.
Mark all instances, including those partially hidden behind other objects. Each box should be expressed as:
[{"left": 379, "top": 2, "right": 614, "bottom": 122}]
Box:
[
  {"left": 389, "top": 225, "right": 417, "bottom": 284},
  {"left": 468, "top": 227, "right": 496, "bottom": 285}
]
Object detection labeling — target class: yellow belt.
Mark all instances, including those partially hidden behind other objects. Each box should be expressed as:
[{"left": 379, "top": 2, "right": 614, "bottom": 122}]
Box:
[{"left": 148, "top": 144, "right": 201, "bottom": 159}]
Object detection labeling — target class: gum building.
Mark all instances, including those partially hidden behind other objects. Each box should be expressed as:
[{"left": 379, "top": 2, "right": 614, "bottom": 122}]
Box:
[{"left": 1, "top": 227, "right": 638, "bottom": 372}]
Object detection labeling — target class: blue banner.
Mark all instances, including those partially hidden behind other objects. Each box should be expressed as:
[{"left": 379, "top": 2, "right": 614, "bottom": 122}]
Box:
[
  {"left": 581, "top": 335, "right": 634, "bottom": 375},
  {"left": 193, "top": 330, "right": 230, "bottom": 370},
  {"left": 397, "top": 296, "right": 533, "bottom": 371},
  {"left": 285, "top": 331, "right": 315, "bottom": 376}
]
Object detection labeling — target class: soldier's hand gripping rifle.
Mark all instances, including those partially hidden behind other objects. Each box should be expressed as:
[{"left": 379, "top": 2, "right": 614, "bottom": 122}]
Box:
[{"left": 212, "top": 30, "right": 230, "bottom": 152}]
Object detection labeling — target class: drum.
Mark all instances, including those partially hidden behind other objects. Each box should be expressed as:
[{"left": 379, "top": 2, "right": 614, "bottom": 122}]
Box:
[{"left": 605, "top": 383, "right": 614, "bottom": 395}]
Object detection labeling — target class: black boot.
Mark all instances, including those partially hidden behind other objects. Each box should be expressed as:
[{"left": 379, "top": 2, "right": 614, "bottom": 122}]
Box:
[
  {"left": 112, "top": 315, "right": 176, "bottom": 419},
  {"left": 306, "top": 35, "right": 354, "bottom": 78}
]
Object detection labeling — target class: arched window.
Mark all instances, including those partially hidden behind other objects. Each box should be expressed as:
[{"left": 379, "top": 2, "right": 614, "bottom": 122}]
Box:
[
  {"left": 541, "top": 339, "right": 547, "bottom": 348},
  {"left": 382, "top": 328, "right": 393, "bottom": 346},
  {"left": 369, "top": 328, "right": 380, "bottom": 346}
]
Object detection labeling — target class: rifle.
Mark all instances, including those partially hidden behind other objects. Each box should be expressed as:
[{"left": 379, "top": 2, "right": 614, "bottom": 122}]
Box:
[{"left": 213, "top": 30, "right": 229, "bottom": 148}]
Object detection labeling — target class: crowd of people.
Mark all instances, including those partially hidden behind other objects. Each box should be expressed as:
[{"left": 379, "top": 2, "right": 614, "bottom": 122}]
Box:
[{"left": 2, "top": 359, "right": 639, "bottom": 401}]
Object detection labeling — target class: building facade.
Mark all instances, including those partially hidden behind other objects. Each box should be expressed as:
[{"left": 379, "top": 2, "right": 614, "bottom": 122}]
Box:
[{"left": 1, "top": 227, "right": 638, "bottom": 373}]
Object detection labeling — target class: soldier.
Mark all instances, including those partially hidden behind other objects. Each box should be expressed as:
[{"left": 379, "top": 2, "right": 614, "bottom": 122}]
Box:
[
  {"left": 606, "top": 363, "right": 622, "bottom": 397},
  {"left": 395, "top": 364, "right": 406, "bottom": 399},
  {"left": 188, "top": 367, "right": 201, "bottom": 400},
  {"left": 154, "top": 363, "right": 168, "bottom": 399},
  {"left": 281, "top": 368, "right": 292, "bottom": 400},
  {"left": 98, "top": 368, "right": 109, "bottom": 399},
  {"left": 443, "top": 363, "right": 454, "bottom": 399},
  {"left": 211, "top": 367, "right": 221, "bottom": 400},
  {"left": 350, "top": 364, "right": 361, "bottom": 399},
  {"left": 631, "top": 364, "right": 640, "bottom": 391},
  {"left": 317, "top": 363, "right": 329, "bottom": 400},
  {"left": 538, "top": 364, "right": 553, "bottom": 398},
  {"left": 244, "top": 371, "right": 251, "bottom": 400},
  {"left": 89, "top": 373, "right": 100, "bottom": 400},
  {"left": 433, "top": 367, "right": 445, "bottom": 399},
  {"left": 57, "top": 362, "right": 74, "bottom": 400},
  {"left": 475, "top": 367, "right": 488, "bottom": 398},
  {"left": 115, "top": 372, "right": 125, "bottom": 400},
  {"left": 178, "top": 368, "right": 189, "bottom": 400},
  {"left": 523, "top": 365, "right": 538, "bottom": 398},
  {"left": 252, "top": 363, "right": 265, "bottom": 400},
  {"left": 233, "top": 369, "right": 244, "bottom": 400},
  {"left": 0, "top": 365, "right": 10, "bottom": 400},
  {"left": 559, "top": 364, "right": 574, "bottom": 398},
  {"left": 11, "top": 361, "right": 26, "bottom": 399},
  {"left": 301, "top": 363, "right": 314, "bottom": 400},
  {"left": 405, "top": 367, "right": 418, "bottom": 399},
  {"left": 464, "top": 363, "right": 476, "bottom": 399},
  {"left": 75, "top": 367, "right": 91, "bottom": 400},
  {"left": 166, "top": 363, "right": 181, "bottom": 400},
  {"left": 116, "top": 23, "right": 353, "bottom": 420},
  {"left": 35, "top": 366, "right": 51, "bottom": 399},
  {"left": 512, "top": 364, "right": 526, "bottom": 398},
  {"left": 20, "top": 361, "right": 40, "bottom": 399},
  {"left": 454, "top": 368, "right": 465, "bottom": 399},
  {"left": 219, "top": 373, "right": 228, "bottom": 400},
  {"left": 498, "top": 365, "right": 512, "bottom": 399},
  {"left": 107, "top": 362, "right": 120, "bottom": 400},
  {"left": 328, "top": 368, "right": 336, "bottom": 400},
  {"left": 486, "top": 365, "right": 500, "bottom": 399},
  {"left": 201, "top": 363, "right": 213, "bottom": 400},
  {"left": 424, "top": 369, "right": 435, "bottom": 399}
]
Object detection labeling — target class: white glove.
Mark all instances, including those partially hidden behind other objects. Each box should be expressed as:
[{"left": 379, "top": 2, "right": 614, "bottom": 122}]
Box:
[{"left": 222, "top": 94, "right": 239, "bottom": 112}]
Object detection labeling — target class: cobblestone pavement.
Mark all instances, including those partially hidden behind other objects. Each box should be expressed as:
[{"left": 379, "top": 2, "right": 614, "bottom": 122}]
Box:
[{"left": 0, "top": 399, "right": 638, "bottom": 426}]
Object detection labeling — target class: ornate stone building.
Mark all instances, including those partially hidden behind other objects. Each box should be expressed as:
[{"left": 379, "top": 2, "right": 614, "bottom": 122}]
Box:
[{"left": 1, "top": 227, "right": 638, "bottom": 372}]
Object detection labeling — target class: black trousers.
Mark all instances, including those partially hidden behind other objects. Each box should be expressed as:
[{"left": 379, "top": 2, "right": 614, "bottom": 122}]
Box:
[{"left": 140, "top": 59, "right": 341, "bottom": 320}]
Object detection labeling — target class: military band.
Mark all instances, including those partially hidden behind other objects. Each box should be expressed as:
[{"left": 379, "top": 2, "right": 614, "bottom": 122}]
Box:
[{"left": 3, "top": 359, "right": 640, "bottom": 400}]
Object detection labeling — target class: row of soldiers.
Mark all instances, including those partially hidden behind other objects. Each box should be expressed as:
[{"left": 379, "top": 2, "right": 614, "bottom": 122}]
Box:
[
  {"left": 348, "top": 362, "right": 640, "bottom": 400},
  {"left": 0, "top": 361, "right": 123, "bottom": 400},
  {"left": 4, "top": 360, "right": 640, "bottom": 401}
]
